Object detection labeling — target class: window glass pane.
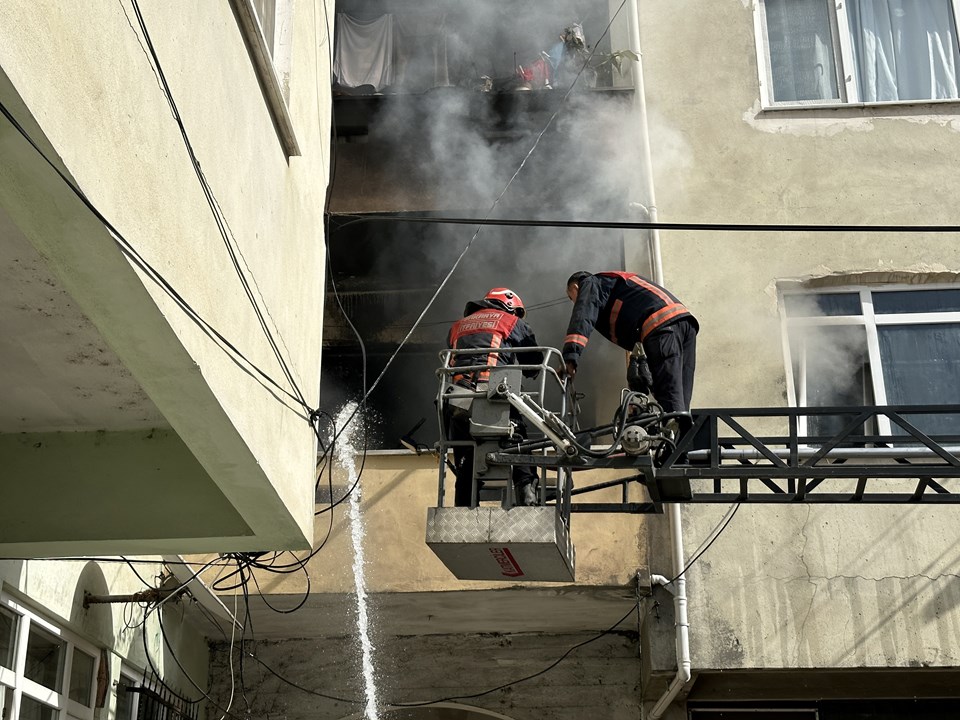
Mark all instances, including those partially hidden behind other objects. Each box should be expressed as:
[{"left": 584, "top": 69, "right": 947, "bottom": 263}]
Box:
[
  {"left": 116, "top": 674, "right": 137, "bottom": 720},
  {"left": 25, "top": 625, "right": 64, "bottom": 692},
  {"left": 873, "top": 289, "right": 960, "bottom": 314},
  {"left": 793, "top": 324, "right": 871, "bottom": 437},
  {"left": 847, "top": 0, "right": 960, "bottom": 102},
  {"left": 0, "top": 606, "right": 16, "bottom": 671},
  {"left": 69, "top": 648, "right": 95, "bottom": 706},
  {"left": 764, "top": 0, "right": 841, "bottom": 102},
  {"left": 784, "top": 292, "right": 861, "bottom": 317},
  {"left": 18, "top": 696, "right": 56, "bottom": 720},
  {"left": 879, "top": 323, "right": 960, "bottom": 434},
  {"left": 252, "top": 0, "right": 277, "bottom": 57}
]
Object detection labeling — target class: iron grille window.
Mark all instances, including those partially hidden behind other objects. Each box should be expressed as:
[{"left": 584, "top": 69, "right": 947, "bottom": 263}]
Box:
[{"left": 117, "top": 673, "right": 198, "bottom": 720}]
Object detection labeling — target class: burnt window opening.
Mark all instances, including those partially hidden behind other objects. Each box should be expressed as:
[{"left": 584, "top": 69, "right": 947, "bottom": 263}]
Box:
[
  {"left": 325, "top": 8, "right": 656, "bottom": 450},
  {"left": 321, "top": 220, "right": 626, "bottom": 450}
]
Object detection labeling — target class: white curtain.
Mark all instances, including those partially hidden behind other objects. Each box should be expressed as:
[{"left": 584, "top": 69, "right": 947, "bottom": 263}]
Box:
[
  {"left": 765, "top": 0, "right": 840, "bottom": 102},
  {"left": 334, "top": 14, "right": 395, "bottom": 91},
  {"left": 848, "top": 0, "right": 960, "bottom": 101}
]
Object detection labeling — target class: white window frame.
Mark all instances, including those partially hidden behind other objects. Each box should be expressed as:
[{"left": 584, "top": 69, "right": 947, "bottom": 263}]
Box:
[
  {"left": 780, "top": 283, "right": 960, "bottom": 436},
  {"left": 0, "top": 594, "right": 99, "bottom": 720},
  {"left": 231, "top": 0, "right": 301, "bottom": 156},
  {"left": 753, "top": 0, "right": 960, "bottom": 109},
  {"left": 112, "top": 665, "right": 141, "bottom": 720}
]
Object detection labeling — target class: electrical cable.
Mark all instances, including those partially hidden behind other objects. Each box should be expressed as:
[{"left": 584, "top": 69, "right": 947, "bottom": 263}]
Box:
[
  {"left": 191, "top": 555, "right": 364, "bottom": 707},
  {"left": 7, "top": 4, "right": 357, "bottom": 708},
  {"left": 307, "top": 1, "right": 638, "bottom": 568},
  {"left": 217, "top": 590, "right": 240, "bottom": 720},
  {"left": 238, "top": 567, "right": 257, "bottom": 714},
  {"left": 121, "top": 556, "right": 158, "bottom": 588},
  {"left": 248, "top": 559, "right": 312, "bottom": 614},
  {"left": 137, "top": 555, "right": 262, "bottom": 719},
  {"left": 190, "top": 596, "right": 229, "bottom": 642},
  {"left": 226, "top": 599, "right": 643, "bottom": 710},
  {"left": 0, "top": 9, "right": 346, "bottom": 588},
  {"left": 0, "top": 555, "right": 237, "bottom": 568},
  {"left": 115, "top": 0, "right": 167, "bottom": 98},
  {"left": 329, "top": 212, "right": 960, "bottom": 235},
  {"left": 190, "top": 555, "right": 646, "bottom": 711},
  {"left": 349, "top": 0, "right": 631, "bottom": 408},
  {"left": 316, "top": 0, "right": 633, "bottom": 516},
  {"left": 148, "top": 603, "right": 249, "bottom": 720},
  {"left": 0, "top": 98, "right": 311, "bottom": 418},
  {"left": 664, "top": 503, "right": 740, "bottom": 585},
  {"left": 389, "top": 600, "right": 640, "bottom": 708},
  {"left": 244, "top": 650, "right": 363, "bottom": 705},
  {"left": 128, "top": 0, "right": 310, "bottom": 412},
  {"left": 379, "top": 296, "right": 571, "bottom": 331},
  {"left": 231, "top": 551, "right": 365, "bottom": 707},
  {"left": 307, "top": 0, "right": 373, "bottom": 536},
  {"left": 139, "top": 602, "right": 210, "bottom": 706}
]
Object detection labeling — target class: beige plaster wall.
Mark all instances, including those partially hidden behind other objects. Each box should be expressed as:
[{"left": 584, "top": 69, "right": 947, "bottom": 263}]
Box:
[
  {"left": 248, "top": 453, "right": 649, "bottom": 597},
  {"left": 0, "top": 1, "right": 333, "bottom": 548},
  {"left": 639, "top": 0, "right": 960, "bottom": 412},
  {"left": 634, "top": 0, "right": 960, "bottom": 674}
]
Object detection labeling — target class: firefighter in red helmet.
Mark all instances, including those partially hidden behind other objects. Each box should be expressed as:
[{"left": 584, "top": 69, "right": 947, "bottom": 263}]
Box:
[{"left": 446, "top": 288, "right": 542, "bottom": 507}]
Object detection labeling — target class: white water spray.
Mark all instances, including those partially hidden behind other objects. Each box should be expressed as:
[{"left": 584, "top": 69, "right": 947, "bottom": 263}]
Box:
[{"left": 334, "top": 402, "right": 381, "bottom": 719}]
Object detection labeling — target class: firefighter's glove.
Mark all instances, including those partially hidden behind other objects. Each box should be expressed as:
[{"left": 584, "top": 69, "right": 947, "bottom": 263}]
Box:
[
  {"left": 560, "top": 360, "right": 577, "bottom": 382},
  {"left": 627, "top": 355, "right": 653, "bottom": 394}
]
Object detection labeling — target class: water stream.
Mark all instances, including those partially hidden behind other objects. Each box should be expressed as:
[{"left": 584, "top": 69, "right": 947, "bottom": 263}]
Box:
[{"left": 335, "top": 402, "right": 381, "bottom": 720}]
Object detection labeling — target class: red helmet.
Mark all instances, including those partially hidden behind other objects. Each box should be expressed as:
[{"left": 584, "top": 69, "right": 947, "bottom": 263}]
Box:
[{"left": 484, "top": 288, "right": 525, "bottom": 317}]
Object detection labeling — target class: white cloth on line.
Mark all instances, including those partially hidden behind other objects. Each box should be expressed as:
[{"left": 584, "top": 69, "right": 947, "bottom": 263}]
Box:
[{"left": 334, "top": 13, "right": 394, "bottom": 91}]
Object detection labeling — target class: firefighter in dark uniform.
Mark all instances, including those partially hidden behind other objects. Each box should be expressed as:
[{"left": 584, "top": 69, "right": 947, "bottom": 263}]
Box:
[
  {"left": 562, "top": 271, "right": 698, "bottom": 414},
  {"left": 446, "top": 288, "right": 542, "bottom": 507}
]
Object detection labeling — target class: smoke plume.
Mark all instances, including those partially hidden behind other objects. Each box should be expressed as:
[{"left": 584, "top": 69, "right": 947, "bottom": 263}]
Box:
[{"left": 325, "top": 0, "right": 692, "bottom": 447}]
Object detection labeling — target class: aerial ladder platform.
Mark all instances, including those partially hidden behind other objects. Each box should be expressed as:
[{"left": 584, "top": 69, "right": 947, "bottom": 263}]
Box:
[{"left": 425, "top": 347, "right": 960, "bottom": 582}]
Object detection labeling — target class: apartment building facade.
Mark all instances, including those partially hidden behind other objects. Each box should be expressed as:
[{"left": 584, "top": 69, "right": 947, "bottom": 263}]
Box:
[
  {"left": 203, "top": 1, "right": 960, "bottom": 718},
  {"left": 1, "top": 0, "right": 333, "bottom": 717}
]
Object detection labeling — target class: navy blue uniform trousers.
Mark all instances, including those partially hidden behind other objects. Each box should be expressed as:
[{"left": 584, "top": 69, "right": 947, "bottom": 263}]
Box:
[{"left": 642, "top": 317, "right": 698, "bottom": 414}]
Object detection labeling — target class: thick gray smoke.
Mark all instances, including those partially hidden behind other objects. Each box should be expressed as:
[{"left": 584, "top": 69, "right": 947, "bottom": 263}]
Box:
[{"left": 326, "top": 0, "right": 691, "bottom": 447}]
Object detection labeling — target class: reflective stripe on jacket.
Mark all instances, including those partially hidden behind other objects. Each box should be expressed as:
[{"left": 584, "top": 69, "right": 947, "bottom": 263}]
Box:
[
  {"left": 448, "top": 301, "right": 541, "bottom": 384},
  {"left": 562, "top": 271, "right": 697, "bottom": 364}
]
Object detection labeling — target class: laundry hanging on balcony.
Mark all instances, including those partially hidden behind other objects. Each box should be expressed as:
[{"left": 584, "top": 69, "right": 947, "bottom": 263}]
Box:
[
  {"left": 334, "top": 13, "right": 395, "bottom": 92},
  {"left": 334, "top": 12, "right": 452, "bottom": 94}
]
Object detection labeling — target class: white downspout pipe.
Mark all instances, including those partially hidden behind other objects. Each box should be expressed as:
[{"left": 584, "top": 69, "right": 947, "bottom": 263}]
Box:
[
  {"left": 628, "top": 1, "right": 690, "bottom": 717},
  {"left": 649, "top": 516, "right": 691, "bottom": 718},
  {"left": 628, "top": 0, "right": 663, "bottom": 283}
]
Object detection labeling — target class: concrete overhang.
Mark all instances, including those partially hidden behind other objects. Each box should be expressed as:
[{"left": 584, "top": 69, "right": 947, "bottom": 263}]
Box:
[
  {"left": 0, "top": 72, "right": 310, "bottom": 556},
  {"left": 235, "top": 586, "right": 640, "bottom": 640}
]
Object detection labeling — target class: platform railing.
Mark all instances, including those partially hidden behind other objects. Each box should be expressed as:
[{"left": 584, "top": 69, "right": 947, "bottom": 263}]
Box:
[
  {"left": 435, "top": 346, "right": 573, "bottom": 509},
  {"left": 483, "top": 403, "right": 960, "bottom": 512}
]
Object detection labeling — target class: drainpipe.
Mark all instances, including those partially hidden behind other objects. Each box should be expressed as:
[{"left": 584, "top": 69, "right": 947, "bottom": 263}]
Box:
[
  {"left": 649, "top": 514, "right": 691, "bottom": 718},
  {"left": 628, "top": 0, "right": 663, "bottom": 283},
  {"left": 629, "top": 1, "right": 691, "bottom": 717}
]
